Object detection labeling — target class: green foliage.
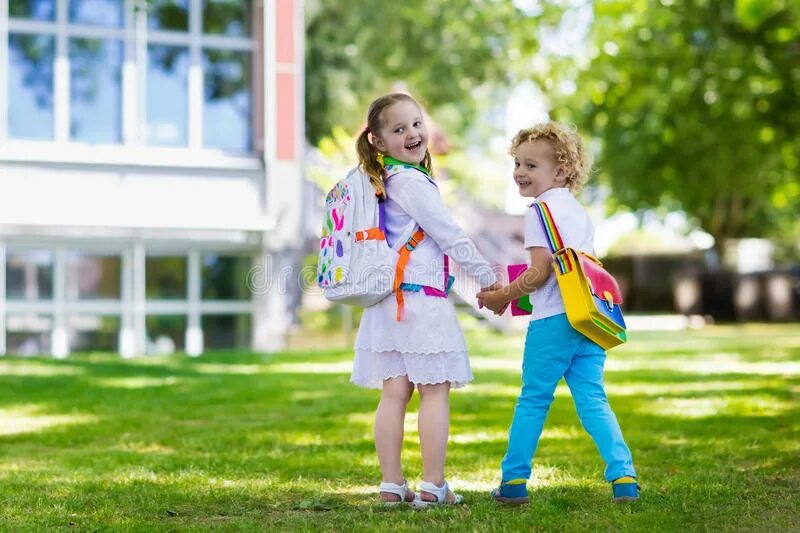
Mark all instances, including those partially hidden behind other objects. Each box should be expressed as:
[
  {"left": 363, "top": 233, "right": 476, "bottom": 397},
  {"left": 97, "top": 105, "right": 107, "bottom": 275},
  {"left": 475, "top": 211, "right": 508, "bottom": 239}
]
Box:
[
  {"left": 438, "top": 150, "right": 508, "bottom": 209},
  {"left": 304, "top": 0, "right": 550, "bottom": 145},
  {"left": 555, "top": 0, "right": 800, "bottom": 255},
  {"left": 143, "top": 0, "right": 189, "bottom": 30},
  {"left": 0, "top": 325, "right": 799, "bottom": 529},
  {"left": 201, "top": 0, "right": 250, "bottom": 35},
  {"left": 306, "top": 126, "right": 358, "bottom": 194},
  {"left": 735, "top": 0, "right": 789, "bottom": 29}
]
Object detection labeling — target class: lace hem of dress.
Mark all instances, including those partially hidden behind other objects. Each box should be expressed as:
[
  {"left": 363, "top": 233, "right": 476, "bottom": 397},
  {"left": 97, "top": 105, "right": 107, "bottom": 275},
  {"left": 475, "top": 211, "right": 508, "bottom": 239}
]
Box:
[
  {"left": 352, "top": 344, "right": 467, "bottom": 355},
  {"left": 350, "top": 375, "right": 471, "bottom": 390},
  {"left": 350, "top": 349, "right": 473, "bottom": 390}
]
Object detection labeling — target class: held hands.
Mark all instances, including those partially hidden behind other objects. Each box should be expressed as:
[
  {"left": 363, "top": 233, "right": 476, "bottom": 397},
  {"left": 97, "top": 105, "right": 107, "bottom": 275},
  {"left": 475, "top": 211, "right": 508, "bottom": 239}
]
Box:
[{"left": 477, "top": 282, "right": 510, "bottom": 315}]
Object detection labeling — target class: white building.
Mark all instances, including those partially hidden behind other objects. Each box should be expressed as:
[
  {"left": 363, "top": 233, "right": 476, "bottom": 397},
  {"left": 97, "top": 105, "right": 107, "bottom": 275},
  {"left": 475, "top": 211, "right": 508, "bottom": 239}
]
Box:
[{"left": 0, "top": 0, "right": 305, "bottom": 357}]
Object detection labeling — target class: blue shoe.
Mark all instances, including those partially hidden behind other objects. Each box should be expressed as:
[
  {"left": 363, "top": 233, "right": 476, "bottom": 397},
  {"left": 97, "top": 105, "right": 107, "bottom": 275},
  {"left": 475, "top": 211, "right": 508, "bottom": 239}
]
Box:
[
  {"left": 611, "top": 476, "right": 640, "bottom": 502},
  {"left": 491, "top": 479, "right": 529, "bottom": 504}
]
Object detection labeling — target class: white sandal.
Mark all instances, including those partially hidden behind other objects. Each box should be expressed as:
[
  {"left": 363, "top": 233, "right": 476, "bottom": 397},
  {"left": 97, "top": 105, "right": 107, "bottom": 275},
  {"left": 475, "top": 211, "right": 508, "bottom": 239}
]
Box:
[
  {"left": 411, "top": 480, "right": 464, "bottom": 508},
  {"left": 379, "top": 479, "right": 414, "bottom": 506}
]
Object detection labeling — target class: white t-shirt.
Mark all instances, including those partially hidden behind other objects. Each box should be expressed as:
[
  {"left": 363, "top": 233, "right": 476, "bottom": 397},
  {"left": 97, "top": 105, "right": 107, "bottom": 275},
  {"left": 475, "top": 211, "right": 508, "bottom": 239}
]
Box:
[{"left": 524, "top": 187, "right": 595, "bottom": 321}]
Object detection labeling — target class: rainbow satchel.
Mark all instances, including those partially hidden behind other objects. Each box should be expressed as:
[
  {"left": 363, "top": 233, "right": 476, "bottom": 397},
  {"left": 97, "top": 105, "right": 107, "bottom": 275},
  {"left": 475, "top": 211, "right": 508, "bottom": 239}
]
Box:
[{"left": 531, "top": 201, "right": 627, "bottom": 350}]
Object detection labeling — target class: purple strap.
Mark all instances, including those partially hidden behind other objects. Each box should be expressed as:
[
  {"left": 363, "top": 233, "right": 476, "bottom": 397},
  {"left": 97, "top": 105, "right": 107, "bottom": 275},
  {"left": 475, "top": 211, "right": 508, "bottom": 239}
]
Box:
[{"left": 378, "top": 198, "right": 387, "bottom": 237}]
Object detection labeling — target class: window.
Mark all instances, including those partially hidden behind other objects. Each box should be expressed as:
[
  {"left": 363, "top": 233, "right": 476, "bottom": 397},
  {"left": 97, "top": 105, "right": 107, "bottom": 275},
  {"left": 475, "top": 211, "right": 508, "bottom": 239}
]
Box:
[
  {"left": 203, "top": 0, "right": 251, "bottom": 37},
  {"left": 6, "top": 250, "right": 54, "bottom": 301},
  {"left": 10, "top": 0, "right": 55, "bottom": 20},
  {"left": 69, "top": 38, "right": 123, "bottom": 143},
  {"left": 8, "top": 33, "right": 55, "bottom": 140},
  {"left": 201, "top": 255, "right": 251, "bottom": 300},
  {"left": 68, "top": 315, "right": 120, "bottom": 352},
  {"left": 202, "top": 314, "right": 250, "bottom": 349},
  {"left": 203, "top": 49, "right": 251, "bottom": 153},
  {"left": 147, "top": 45, "right": 190, "bottom": 146},
  {"left": 69, "top": 0, "right": 124, "bottom": 27},
  {"left": 148, "top": 0, "right": 189, "bottom": 32},
  {"left": 4, "top": 0, "right": 255, "bottom": 153},
  {"left": 2, "top": 245, "right": 266, "bottom": 355},
  {"left": 146, "top": 315, "right": 187, "bottom": 352},
  {"left": 66, "top": 254, "right": 121, "bottom": 300},
  {"left": 146, "top": 256, "right": 187, "bottom": 299},
  {"left": 6, "top": 314, "right": 52, "bottom": 356}
]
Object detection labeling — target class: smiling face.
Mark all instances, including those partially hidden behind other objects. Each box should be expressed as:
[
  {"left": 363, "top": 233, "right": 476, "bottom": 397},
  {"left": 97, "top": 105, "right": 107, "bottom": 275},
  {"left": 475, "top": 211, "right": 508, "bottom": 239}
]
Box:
[
  {"left": 513, "top": 139, "right": 566, "bottom": 197},
  {"left": 372, "top": 100, "right": 429, "bottom": 165}
]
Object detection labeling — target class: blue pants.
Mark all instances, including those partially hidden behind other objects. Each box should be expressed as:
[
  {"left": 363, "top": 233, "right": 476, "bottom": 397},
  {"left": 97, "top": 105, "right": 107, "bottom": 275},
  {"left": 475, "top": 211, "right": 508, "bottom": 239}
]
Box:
[{"left": 501, "top": 313, "right": 636, "bottom": 483}]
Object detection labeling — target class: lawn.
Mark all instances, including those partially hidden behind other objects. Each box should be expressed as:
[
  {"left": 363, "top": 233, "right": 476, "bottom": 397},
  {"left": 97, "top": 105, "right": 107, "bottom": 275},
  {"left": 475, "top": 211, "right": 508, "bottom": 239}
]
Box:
[{"left": 1, "top": 323, "right": 798, "bottom": 531}]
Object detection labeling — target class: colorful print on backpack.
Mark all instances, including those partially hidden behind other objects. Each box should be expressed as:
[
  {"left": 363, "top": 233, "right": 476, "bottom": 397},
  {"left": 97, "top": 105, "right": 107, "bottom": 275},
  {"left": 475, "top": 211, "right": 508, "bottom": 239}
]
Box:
[
  {"left": 318, "top": 181, "right": 351, "bottom": 288},
  {"left": 316, "top": 168, "right": 397, "bottom": 308}
]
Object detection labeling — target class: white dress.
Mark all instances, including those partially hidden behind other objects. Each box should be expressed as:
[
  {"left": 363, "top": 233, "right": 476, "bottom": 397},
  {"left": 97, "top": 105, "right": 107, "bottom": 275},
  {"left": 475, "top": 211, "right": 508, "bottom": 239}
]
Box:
[{"left": 351, "top": 167, "right": 497, "bottom": 389}]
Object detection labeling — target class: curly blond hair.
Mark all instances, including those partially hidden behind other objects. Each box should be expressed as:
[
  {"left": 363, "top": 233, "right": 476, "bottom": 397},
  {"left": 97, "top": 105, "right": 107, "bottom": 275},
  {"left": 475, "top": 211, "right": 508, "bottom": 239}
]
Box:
[{"left": 509, "top": 122, "right": 591, "bottom": 192}]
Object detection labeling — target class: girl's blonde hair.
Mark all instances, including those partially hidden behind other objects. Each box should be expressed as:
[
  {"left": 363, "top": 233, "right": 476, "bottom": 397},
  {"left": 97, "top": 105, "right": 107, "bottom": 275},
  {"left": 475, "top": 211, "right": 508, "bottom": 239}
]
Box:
[
  {"left": 510, "top": 122, "right": 591, "bottom": 192},
  {"left": 355, "top": 93, "right": 433, "bottom": 197}
]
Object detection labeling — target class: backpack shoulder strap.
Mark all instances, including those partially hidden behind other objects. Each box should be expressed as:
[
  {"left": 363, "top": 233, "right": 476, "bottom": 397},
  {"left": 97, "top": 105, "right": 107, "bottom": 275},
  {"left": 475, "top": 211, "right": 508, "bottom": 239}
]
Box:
[
  {"left": 392, "top": 229, "right": 425, "bottom": 321},
  {"left": 530, "top": 201, "right": 565, "bottom": 254},
  {"left": 381, "top": 163, "right": 436, "bottom": 321},
  {"left": 532, "top": 201, "right": 577, "bottom": 276}
]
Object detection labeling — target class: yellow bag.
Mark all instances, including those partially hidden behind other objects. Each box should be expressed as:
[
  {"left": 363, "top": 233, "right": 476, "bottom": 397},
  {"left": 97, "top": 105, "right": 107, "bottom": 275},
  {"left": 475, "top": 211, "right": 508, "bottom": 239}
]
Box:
[{"left": 532, "top": 202, "right": 627, "bottom": 350}]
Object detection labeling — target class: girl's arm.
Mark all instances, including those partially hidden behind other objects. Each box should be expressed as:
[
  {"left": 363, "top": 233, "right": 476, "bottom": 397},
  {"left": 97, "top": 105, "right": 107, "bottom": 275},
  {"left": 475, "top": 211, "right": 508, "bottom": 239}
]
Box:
[
  {"left": 389, "top": 172, "right": 497, "bottom": 288},
  {"left": 477, "top": 247, "right": 552, "bottom": 312}
]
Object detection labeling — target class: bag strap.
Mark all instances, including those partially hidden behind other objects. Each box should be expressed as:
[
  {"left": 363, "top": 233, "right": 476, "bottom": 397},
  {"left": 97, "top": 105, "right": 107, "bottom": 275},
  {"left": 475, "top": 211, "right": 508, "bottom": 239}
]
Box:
[
  {"left": 355, "top": 185, "right": 389, "bottom": 243},
  {"left": 378, "top": 196, "right": 387, "bottom": 235},
  {"left": 393, "top": 229, "right": 426, "bottom": 321},
  {"left": 381, "top": 160, "right": 438, "bottom": 321},
  {"left": 354, "top": 228, "right": 386, "bottom": 242},
  {"left": 531, "top": 201, "right": 564, "bottom": 253},
  {"left": 531, "top": 201, "right": 572, "bottom": 275}
]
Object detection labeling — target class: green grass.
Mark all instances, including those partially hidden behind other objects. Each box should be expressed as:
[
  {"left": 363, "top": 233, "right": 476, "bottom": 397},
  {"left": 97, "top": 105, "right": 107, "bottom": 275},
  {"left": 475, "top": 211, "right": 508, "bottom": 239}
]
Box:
[{"left": 1, "top": 323, "right": 799, "bottom": 531}]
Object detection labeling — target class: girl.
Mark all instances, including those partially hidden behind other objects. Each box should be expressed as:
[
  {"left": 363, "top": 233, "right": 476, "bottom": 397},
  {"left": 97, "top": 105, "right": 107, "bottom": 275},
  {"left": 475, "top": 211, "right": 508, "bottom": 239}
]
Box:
[
  {"left": 350, "top": 93, "right": 500, "bottom": 507},
  {"left": 477, "top": 122, "right": 639, "bottom": 503}
]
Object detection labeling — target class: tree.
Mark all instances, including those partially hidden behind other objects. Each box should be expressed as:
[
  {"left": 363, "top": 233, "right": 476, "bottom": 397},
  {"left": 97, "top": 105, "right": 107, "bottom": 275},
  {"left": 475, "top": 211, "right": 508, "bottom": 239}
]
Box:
[
  {"left": 304, "top": 0, "right": 552, "bottom": 145},
  {"left": 554, "top": 0, "right": 800, "bottom": 257}
]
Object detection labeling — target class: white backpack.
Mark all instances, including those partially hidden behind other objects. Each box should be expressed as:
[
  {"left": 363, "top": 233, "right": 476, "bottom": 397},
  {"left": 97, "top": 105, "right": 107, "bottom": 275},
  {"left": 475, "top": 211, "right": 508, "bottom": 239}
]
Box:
[{"left": 316, "top": 168, "right": 399, "bottom": 307}]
